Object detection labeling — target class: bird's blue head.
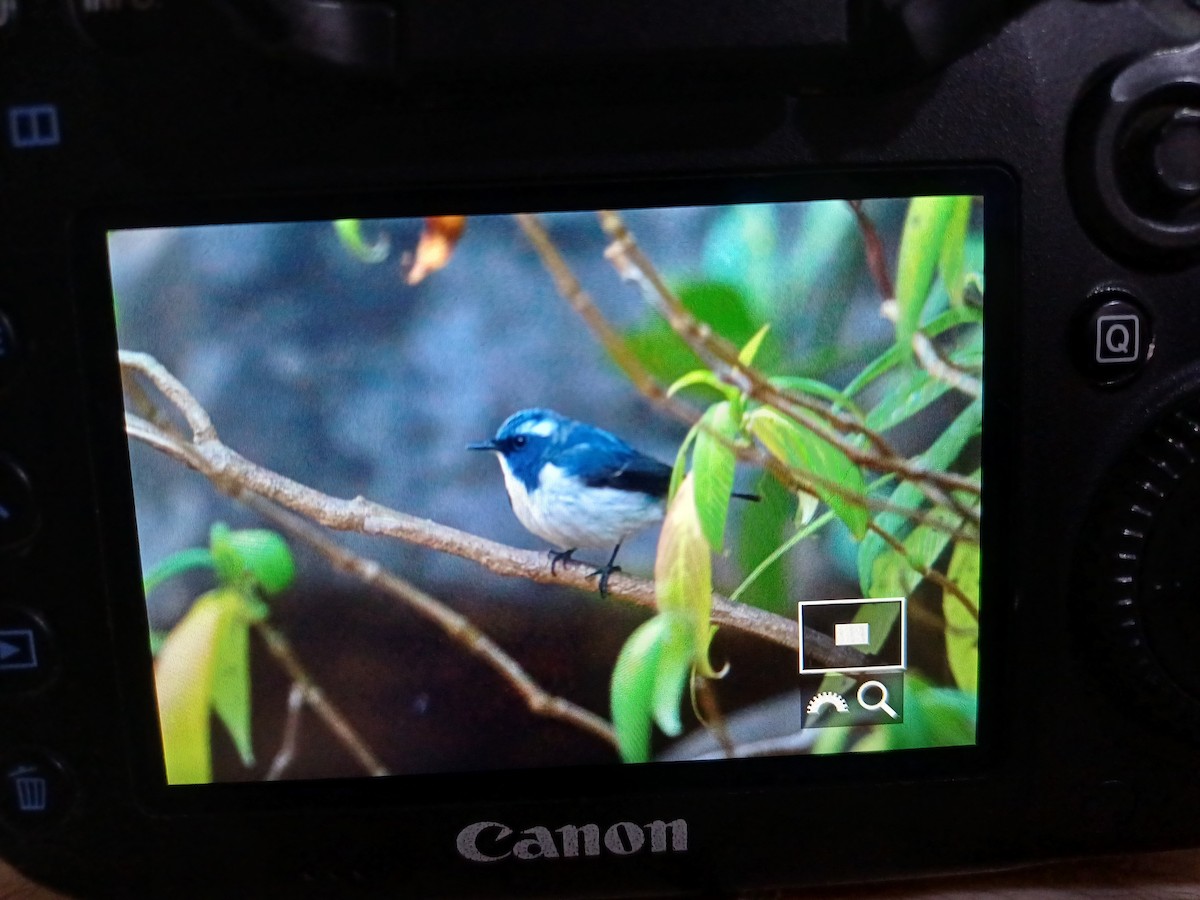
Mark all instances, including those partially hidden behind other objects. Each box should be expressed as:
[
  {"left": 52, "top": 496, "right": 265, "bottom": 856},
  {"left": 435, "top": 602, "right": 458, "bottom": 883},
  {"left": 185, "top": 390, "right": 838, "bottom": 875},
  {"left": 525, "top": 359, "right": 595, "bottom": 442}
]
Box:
[{"left": 467, "top": 408, "right": 572, "bottom": 488}]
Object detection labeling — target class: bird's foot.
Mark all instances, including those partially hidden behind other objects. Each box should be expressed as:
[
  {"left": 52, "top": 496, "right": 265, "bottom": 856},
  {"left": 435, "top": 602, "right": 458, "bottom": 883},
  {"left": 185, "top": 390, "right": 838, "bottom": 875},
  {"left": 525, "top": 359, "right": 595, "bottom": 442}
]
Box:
[
  {"left": 586, "top": 563, "right": 622, "bottom": 599},
  {"left": 548, "top": 548, "right": 578, "bottom": 576}
]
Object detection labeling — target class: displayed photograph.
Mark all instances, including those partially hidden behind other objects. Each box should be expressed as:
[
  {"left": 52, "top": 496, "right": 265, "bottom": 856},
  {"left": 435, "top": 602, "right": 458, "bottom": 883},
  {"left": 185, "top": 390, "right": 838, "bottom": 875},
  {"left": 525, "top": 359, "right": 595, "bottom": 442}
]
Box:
[{"left": 107, "top": 193, "right": 984, "bottom": 785}]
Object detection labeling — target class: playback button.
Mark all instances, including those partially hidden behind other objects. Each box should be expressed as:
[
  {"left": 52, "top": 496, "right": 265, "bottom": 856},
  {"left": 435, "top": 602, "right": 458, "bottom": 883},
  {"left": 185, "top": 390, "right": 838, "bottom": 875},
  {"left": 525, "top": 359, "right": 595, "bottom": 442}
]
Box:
[{"left": 0, "top": 608, "right": 54, "bottom": 695}]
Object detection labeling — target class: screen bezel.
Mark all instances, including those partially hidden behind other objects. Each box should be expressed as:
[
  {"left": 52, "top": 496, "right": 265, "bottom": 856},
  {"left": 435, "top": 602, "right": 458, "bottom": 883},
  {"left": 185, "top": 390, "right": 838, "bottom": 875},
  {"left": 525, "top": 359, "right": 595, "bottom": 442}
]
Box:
[{"left": 74, "top": 165, "right": 1018, "bottom": 815}]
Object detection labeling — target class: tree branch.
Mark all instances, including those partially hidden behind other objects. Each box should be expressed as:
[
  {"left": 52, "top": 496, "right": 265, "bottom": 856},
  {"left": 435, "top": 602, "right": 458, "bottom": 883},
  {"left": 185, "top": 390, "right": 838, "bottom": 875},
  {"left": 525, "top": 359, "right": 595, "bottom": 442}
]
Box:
[{"left": 121, "top": 351, "right": 813, "bottom": 657}]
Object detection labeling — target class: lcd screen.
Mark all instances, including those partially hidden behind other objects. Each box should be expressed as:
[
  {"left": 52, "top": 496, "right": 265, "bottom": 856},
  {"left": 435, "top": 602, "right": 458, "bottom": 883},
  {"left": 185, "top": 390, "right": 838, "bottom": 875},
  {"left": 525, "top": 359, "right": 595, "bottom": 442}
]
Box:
[{"left": 106, "top": 193, "right": 985, "bottom": 785}]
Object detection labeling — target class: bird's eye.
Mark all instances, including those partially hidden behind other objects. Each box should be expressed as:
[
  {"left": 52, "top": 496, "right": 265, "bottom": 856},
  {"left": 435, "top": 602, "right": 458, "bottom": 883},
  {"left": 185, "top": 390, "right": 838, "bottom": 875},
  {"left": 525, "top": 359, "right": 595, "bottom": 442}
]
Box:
[{"left": 512, "top": 435, "right": 527, "bottom": 448}]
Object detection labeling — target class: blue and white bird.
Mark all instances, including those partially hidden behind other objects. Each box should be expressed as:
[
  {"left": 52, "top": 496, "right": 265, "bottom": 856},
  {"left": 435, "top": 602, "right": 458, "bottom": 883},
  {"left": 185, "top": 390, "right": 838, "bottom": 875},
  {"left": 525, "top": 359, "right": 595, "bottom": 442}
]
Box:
[
  {"left": 469, "top": 408, "right": 754, "bottom": 597},
  {"left": 469, "top": 408, "right": 673, "bottom": 597}
]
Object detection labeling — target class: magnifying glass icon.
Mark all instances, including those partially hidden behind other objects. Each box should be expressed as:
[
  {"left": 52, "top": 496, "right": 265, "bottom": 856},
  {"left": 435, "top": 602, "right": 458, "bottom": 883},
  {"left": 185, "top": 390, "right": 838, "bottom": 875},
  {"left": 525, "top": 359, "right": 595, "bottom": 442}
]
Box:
[{"left": 857, "top": 680, "right": 899, "bottom": 719}]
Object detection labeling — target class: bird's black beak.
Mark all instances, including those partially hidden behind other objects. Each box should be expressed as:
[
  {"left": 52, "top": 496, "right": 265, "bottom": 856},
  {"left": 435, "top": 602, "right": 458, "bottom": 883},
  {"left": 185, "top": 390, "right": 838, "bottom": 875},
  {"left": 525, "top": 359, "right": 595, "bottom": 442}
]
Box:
[{"left": 467, "top": 440, "right": 497, "bottom": 452}]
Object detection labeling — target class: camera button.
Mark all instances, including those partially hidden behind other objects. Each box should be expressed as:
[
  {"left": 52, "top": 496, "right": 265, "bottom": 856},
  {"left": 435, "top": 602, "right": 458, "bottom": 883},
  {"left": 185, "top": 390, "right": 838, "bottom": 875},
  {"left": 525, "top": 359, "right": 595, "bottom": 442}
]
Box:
[
  {"left": 0, "top": 751, "right": 75, "bottom": 831},
  {"left": 0, "top": 608, "right": 55, "bottom": 695},
  {"left": 0, "top": 457, "right": 37, "bottom": 550},
  {"left": 1076, "top": 288, "right": 1152, "bottom": 386}
]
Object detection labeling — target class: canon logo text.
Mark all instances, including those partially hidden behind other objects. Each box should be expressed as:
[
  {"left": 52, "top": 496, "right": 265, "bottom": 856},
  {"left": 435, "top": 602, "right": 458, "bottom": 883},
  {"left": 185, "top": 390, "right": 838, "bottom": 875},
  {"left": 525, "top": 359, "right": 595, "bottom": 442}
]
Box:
[{"left": 456, "top": 818, "right": 688, "bottom": 862}]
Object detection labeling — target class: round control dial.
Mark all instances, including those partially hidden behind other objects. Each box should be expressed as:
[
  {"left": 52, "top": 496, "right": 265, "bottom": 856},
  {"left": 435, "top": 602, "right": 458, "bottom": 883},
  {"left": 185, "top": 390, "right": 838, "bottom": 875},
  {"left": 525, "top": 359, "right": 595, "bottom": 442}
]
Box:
[
  {"left": 1069, "top": 38, "right": 1200, "bottom": 265},
  {"left": 1083, "top": 392, "right": 1200, "bottom": 739}
]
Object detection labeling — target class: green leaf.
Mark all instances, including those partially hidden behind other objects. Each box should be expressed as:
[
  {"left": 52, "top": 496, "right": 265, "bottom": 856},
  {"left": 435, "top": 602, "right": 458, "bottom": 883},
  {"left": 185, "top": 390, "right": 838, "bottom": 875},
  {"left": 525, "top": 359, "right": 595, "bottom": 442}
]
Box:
[
  {"left": 610, "top": 613, "right": 695, "bottom": 763},
  {"left": 211, "top": 598, "right": 255, "bottom": 767},
  {"left": 153, "top": 588, "right": 244, "bottom": 785},
  {"left": 856, "top": 398, "right": 982, "bottom": 594},
  {"left": 666, "top": 369, "right": 732, "bottom": 403},
  {"left": 733, "top": 473, "right": 796, "bottom": 613},
  {"left": 623, "top": 281, "right": 762, "bottom": 385},
  {"left": 738, "top": 324, "right": 771, "bottom": 366},
  {"left": 691, "top": 402, "right": 738, "bottom": 550},
  {"left": 142, "top": 547, "right": 215, "bottom": 597},
  {"left": 746, "top": 408, "right": 869, "bottom": 540},
  {"left": 210, "top": 523, "right": 296, "bottom": 598},
  {"left": 945, "top": 542, "right": 980, "bottom": 694},
  {"left": 939, "top": 197, "right": 974, "bottom": 308},
  {"left": 655, "top": 475, "right": 719, "bottom": 677},
  {"left": 333, "top": 219, "right": 390, "bottom": 263},
  {"left": 865, "top": 367, "right": 945, "bottom": 433},
  {"left": 894, "top": 197, "right": 960, "bottom": 351},
  {"left": 652, "top": 616, "right": 698, "bottom": 739}
]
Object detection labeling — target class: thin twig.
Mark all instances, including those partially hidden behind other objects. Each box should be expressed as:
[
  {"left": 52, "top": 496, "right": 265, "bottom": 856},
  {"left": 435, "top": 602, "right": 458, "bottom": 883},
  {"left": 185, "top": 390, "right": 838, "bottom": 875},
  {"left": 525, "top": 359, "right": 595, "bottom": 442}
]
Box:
[
  {"left": 255, "top": 622, "right": 391, "bottom": 776},
  {"left": 847, "top": 200, "right": 895, "bottom": 305},
  {"left": 913, "top": 331, "right": 982, "bottom": 399},
  {"left": 266, "top": 682, "right": 308, "bottom": 781}
]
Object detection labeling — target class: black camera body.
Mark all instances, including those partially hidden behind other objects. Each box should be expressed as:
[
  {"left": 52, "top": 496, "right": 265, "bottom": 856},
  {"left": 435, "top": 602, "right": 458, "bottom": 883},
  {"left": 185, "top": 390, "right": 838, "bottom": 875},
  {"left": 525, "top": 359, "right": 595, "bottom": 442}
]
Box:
[{"left": 2, "top": 1, "right": 1200, "bottom": 896}]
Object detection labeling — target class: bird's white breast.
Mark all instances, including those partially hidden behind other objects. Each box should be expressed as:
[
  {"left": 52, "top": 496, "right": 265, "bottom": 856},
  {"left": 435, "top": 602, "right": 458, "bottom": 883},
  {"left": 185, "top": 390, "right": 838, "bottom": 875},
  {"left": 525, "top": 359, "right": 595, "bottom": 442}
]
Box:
[{"left": 498, "top": 459, "right": 664, "bottom": 550}]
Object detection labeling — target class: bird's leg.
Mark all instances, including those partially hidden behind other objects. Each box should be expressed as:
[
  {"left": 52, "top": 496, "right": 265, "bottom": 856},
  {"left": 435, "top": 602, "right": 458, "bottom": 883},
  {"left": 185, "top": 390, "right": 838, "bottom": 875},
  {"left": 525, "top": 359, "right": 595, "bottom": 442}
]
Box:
[
  {"left": 548, "top": 547, "right": 578, "bottom": 576},
  {"left": 586, "top": 543, "right": 623, "bottom": 599}
]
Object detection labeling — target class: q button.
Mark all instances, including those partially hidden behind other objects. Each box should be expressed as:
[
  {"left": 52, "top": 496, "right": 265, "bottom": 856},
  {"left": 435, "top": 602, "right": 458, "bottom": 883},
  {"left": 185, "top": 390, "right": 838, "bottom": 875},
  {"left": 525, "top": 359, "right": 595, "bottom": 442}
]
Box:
[{"left": 1077, "top": 287, "right": 1153, "bottom": 386}]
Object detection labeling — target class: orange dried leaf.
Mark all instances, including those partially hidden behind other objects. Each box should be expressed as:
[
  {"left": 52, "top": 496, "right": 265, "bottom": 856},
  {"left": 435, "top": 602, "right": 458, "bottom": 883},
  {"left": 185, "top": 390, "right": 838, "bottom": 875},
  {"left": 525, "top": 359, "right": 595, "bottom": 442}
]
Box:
[{"left": 406, "top": 215, "right": 467, "bottom": 285}]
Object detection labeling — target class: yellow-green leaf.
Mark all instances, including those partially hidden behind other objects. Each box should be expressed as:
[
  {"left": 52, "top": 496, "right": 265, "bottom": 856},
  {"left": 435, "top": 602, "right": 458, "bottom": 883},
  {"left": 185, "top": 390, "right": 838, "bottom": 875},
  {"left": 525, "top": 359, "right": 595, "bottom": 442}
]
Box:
[
  {"left": 738, "top": 324, "right": 771, "bottom": 366},
  {"left": 691, "top": 402, "right": 738, "bottom": 550},
  {"left": 610, "top": 614, "right": 695, "bottom": 763},
  {"left": 939, "top": 197, "right": 974, "bottom": 308},
  {"left": 945, "top": 542, "right": 980, "bottom": 694},
  {"left": 667, "top": 368, "right": 731, "bottom": 402},
  {"left": 655, "top": 475, "right": 719, "bottom": 678},
  {"left": 894, "top": 197, "right": 958, "bottom": 350},
  {"left": 211, "top": 602, "right": 255, "bottom": 767},
  {"left": 747, "top": 408, "right": 869, "bottom": 540},
  {"left": 153, "top": 588, "right": 243, "bottom": 785}
]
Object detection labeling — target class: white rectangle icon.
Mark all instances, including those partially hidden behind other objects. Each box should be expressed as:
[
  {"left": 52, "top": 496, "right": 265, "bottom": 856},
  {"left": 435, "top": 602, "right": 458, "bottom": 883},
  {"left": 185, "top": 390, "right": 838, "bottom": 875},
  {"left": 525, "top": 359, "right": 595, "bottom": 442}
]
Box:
[
  {"left": 797, "top": 597, "right": 907, "bottom": 675},
  {"left": 834, "top": 622, "right": 870, "bottom": 647}
]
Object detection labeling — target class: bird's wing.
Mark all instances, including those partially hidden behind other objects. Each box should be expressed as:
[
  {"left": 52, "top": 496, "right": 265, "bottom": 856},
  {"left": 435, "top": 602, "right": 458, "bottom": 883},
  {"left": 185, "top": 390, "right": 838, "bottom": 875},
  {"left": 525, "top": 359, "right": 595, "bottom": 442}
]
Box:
[
  {"left": 589, "top": 452, "right": 673, "bottom": 498},
  {"left": 556, "top": 433, "right": 672, "bottom": 499}
]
